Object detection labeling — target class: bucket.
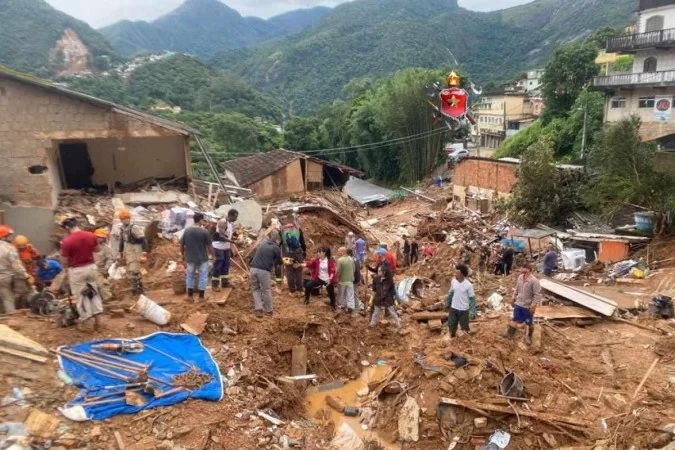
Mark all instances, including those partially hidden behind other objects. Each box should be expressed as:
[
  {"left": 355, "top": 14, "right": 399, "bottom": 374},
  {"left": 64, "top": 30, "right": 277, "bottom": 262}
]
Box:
[
  {"left": 135, "top": 294, "right": 171, "bottom": 325},
  {"left": 634, "top": 212, "right": 655, "bottom": 233},
  {"left": 172, "top": 279, "right": 186, "bottom": 295},
  {"left": 499, "top": 372, "right": 525, "bottom": 398}
]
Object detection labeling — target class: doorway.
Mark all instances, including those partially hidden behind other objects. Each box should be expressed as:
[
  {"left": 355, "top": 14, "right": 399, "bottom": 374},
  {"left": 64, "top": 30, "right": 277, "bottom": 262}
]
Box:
[{"left": 58, "top": 142, "right": 94, "bottom": 189}]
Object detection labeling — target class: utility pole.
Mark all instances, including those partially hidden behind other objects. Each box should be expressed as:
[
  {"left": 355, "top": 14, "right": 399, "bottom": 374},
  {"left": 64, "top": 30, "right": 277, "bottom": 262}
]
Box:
[
  {"left": 503, "top": 101, "right": 507, "bottom": 147},
  {"left": 580, "top": 101, "right": 588, "bottom": 160}
]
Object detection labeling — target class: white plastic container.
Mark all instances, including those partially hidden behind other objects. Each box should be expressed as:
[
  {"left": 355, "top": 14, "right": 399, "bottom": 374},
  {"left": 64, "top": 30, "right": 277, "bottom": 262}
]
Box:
[
  {"left": 562, "top": 249, "right": 586, "bottom": 270},
  {"left": 135, "top": 294, "right": 171, "bottom": 325}
]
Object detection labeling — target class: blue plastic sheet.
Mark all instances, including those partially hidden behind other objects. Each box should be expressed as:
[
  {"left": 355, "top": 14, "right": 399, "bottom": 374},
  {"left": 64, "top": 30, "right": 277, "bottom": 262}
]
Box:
[{"left": 58, "top": 332, "right": 222, "bottom": 421}]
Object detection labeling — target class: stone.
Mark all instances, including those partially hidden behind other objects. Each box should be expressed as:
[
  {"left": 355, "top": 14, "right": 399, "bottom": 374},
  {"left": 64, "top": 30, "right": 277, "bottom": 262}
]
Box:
[
  {"left": 398, "top": 397, "right": 420, "bottom": 443},
  {"left": 356, "top": 387, "right": 369, "bottom": 397},
  {"left": 474, "top": 417, "right": 487, "bottom": 429},
  {"left": 90, "top": 425, "right": 102, "bottom": 441}
]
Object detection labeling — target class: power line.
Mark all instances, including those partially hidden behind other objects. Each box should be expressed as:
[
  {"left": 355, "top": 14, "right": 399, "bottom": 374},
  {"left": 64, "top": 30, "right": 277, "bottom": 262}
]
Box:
[{"left": 190, "top": 127, "right": 448, "bottom": 161}]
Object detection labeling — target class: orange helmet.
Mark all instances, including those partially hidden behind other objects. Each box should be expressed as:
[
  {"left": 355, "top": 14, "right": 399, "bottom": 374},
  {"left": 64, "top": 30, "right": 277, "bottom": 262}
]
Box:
[
  {"left": 13, "top": 235, "right": 29, "bottom": 248},
  {"left": 0, "top": 225, "right": 14, "bottom": 239},
  {"left": 94, "top": 228, "right": 109, "bottom": 239},
  {"left": 118, "top": 209, "right": 132, "bottom": 220}
]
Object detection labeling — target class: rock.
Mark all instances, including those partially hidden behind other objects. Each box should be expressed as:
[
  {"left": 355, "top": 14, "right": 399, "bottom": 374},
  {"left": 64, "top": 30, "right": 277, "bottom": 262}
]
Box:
[
  {"left": 474, "top": 417, "right": 487, "bottom": 429},
  {"left": 398, "top": 396, "right": 420, "bottom": 443},
  {"left": 453, "top": 368, "right": 469, "bottom": 381},
  {"left": 603, "top": 393, "right": 627, "bottom": 412},
  {"left": 126, "top": 322, "right": 136, "bottom": 331},
  {"left": 439, "top": 381, "right": 454, "bottom": 394},
  {"left": 55, "top": 433, "right": 78, "bottom": 447},
  {"left": 527, "top": 383, "right": 542, "bottom": 398},
  {"left": 383, "top": 382, "right": 404, "bottom": 394},
  {"left": 410, "top": 301, "right": 423, "bottom": 311},
  {"left": 360, "top": 360, "right": 370, "bottom": 367},
  {"left": 356, "top": 387, "right": 369, "bottom": 397},
  {"left": 90, "top": 425, "right": 102, "bottom": 441},
  {"left": 226, "top": 386, "right": 244, "bottom": 396},
  {"left": 109, "top": 309, "right": 125, "bottom": 318}
]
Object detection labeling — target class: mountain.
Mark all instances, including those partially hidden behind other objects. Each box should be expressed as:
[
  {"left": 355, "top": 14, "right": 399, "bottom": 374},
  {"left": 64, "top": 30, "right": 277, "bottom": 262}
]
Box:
[
  {"left": 100, "top": 0, "right": 331, "bottom": 58},
  {"left": 210, "top": 0, "right": 636, "bottom": 114},
  {"left": 267, "top": 6, "right": 332, "bottom": 35},
  {"left": 0, "top": 0, "right": 116, "bottom": 76}
]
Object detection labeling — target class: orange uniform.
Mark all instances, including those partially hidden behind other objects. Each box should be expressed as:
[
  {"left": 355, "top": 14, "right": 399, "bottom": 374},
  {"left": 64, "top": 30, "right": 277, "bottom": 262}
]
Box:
[{"left": 18, "top": 244, "right": 39, "bottom": 277}]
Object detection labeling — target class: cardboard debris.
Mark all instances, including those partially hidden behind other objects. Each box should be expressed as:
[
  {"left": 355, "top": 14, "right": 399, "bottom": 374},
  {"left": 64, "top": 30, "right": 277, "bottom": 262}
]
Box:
[{"left": 180, "top": 313, "right": 209, "bottom": 336}]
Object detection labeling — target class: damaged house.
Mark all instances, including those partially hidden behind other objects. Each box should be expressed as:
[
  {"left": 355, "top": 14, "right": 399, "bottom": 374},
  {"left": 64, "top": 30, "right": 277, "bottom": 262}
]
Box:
[
  {"left": 222, "top": 149, "right": 363, "bottom": 199},
  {"left": 0, "top": 66, "right": 196, "bottom": 250}
]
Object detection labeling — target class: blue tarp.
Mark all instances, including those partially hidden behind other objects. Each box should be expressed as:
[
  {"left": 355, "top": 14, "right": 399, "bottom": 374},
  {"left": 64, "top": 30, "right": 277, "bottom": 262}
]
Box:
[{"left": 58, "top": 332, "right": 223, "bottom": 421}]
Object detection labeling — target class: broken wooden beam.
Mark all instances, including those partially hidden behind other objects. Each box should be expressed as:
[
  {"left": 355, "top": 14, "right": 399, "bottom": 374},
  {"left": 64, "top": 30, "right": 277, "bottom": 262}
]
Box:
[
  {"left": 410, "top": 312, "right": 448, "bottom": 322},
  {"left": 439, "top": 397, "right": 592, "bottom": 428},
  {"left": 539, "top": 279, "right": 617, "bottom": 316}
]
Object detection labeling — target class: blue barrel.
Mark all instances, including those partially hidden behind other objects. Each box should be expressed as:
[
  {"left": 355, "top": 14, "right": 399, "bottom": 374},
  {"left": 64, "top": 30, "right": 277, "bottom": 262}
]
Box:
[{"left": 634, "top": 212, "right": 654, "bottom": 233}]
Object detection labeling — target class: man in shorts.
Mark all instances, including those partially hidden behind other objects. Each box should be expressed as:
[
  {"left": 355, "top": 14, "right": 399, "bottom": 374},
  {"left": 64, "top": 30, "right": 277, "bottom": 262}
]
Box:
[{"left": 502, "top": 262, "right": 540, "bottom": 345}]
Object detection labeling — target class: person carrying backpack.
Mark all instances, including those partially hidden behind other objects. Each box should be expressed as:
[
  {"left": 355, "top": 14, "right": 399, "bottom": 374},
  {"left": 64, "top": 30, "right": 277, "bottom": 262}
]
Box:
[{"left": 281, "top": 214, "right": 306, "bottom": 296}]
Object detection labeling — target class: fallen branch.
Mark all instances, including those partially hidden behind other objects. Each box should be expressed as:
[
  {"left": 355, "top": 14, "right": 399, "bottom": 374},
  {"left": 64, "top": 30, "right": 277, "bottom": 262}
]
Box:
[
  {"left": 632, "top": 358, "right": 660, "bottom": 400},
  {"left": 439, "top": 397, "right": 592, "bottom": 428}
]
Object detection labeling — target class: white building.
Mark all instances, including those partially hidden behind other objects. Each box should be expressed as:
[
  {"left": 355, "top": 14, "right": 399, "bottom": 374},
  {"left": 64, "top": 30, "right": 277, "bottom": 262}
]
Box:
[
  {"left": 593, "top": 0, "right": 675, "bottom": 147},
  {"left": 526, "top": 69, "right": 544, "bottom": 94}
]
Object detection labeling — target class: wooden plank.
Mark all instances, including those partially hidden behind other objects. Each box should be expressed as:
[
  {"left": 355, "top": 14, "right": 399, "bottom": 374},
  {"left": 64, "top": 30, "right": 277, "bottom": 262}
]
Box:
[
  {"left": 410, "top": 312, "right": 448, "bottom": 322},
  {"left": 534, "top": 305, "right": 600, "bottom": 320},
  {"left": 291, "top": 345, "right": 307, "bottom": 378},
  {"left": 539, "top": 279, "right": 617, "bottom": 317},
  {"left": 114, "top": 431, "right": 126, "bottom": 450},
  {"left": 213, "top": 287, "right": 233, "bottom": 305},
  {"left": 439, "top": 397, "right": 592, "bottom": 428},
  {"left": 0, "top": 324, "right": 49, "bottom": 356},
  {"left": 0, "top": 346, "right": 48, "bottom": 363}
]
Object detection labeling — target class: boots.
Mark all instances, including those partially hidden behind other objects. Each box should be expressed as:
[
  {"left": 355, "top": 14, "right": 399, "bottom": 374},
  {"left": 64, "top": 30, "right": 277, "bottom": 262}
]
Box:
[
  {"left": 221, "top": 277, "right": 232, "bottom": 289},
  {"left": 212, "top": 279, "right": 221, "bottom": 292},
  {"left": 131, "top": 273, "right": 144, "bottom": 296},
  {"left": 501, "top": 325, "right": 517, "bottom": 339},
  {"left": 524, "top": 325, "right": 533, "bottom": 346},
  {"left": 187, "top": 288, "right": 194, "bottom": 302}
]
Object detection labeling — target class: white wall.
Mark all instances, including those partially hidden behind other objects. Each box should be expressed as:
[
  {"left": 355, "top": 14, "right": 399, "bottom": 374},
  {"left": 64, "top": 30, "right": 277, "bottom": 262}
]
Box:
[
  {"left": 605, "top": 86, "right": 675, "bottom": 123},
  {"left": 632, "top": 49, "right": 675, "bottom": 72},
  {"left": 639, "top": 5, "right": 675, "bottom": 33},
  {"left": 56, "top": 136, "right": 187, "bottom": 188}
]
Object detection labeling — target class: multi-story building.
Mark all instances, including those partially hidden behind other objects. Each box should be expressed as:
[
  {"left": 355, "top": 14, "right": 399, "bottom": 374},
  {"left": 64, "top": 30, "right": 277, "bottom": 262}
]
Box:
[
  {"left": 474, "top": 92, "right": 537, "bottom": 148},
  {"left": 526, "top": 69, "right": 545, "bottom": 94},
  {"left": 593, "top": 0, "right": 675, "bottom": 147}
]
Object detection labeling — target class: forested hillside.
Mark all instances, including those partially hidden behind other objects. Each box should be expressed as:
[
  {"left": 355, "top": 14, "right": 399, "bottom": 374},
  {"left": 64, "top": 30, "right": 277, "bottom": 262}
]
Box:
[
  {"left": 211, "top": 0, "right": 635, "bottom": 114},
  {"left": 0, "top": 0, "right": 116, "bottom": 75}
]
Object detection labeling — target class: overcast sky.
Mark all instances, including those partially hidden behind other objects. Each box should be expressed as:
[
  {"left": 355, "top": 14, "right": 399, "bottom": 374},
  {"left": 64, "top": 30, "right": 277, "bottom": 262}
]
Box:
[{"left": 46, "top": 0, "right": 532, "bottom": 28}]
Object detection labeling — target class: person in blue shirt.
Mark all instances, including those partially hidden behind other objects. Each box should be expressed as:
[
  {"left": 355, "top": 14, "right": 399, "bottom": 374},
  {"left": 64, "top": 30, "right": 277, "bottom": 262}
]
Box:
[
  {"left": 36, "top": 256, "right": 62, "bottom": 288},
  {"left": 543, "top": 245, "right": 558, "bottom": 277}
]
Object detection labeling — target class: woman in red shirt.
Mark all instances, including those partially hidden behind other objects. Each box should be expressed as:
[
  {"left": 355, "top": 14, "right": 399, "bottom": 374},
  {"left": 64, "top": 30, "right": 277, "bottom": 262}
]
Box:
[{"left": 304, "top": 246, "right": 337, "bottom": 310}]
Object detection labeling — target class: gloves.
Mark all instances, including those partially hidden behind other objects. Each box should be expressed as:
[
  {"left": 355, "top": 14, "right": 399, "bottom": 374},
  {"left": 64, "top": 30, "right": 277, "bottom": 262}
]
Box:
[
  {"left": 444, "top": 291, "right": 454, "bottom": 310},
  {"left": 27, "top": 276, "right": 35, "bottom": 286},
  {"left": 368, "top": 294, "right": 374, "bottom": 308}
]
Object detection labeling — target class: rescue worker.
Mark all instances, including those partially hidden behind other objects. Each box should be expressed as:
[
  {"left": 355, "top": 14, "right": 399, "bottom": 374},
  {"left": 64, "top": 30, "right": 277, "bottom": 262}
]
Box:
[
  {"left": 117, "top": 209, "right": 147, "bottom": 296},
  {"left": 36, "top": 256, "right": 62, "bottom": 290},
  {"left": 0, "top": 225, "right": 31, "bottom": 314},
  {"left": 281, "top": 214, "right": 306, "bottom": 296},
  {"left": 59, "top": 216, "right": 102, "bottom": 330},
  {"left": 93, "top": 228, "right": 113, "bottom": 302},
  {"left": 12, "top": 235, "right": 39, "bottom": 306},
  {"left": 212, "top": 209, "right": 238, "bottom": 292}
]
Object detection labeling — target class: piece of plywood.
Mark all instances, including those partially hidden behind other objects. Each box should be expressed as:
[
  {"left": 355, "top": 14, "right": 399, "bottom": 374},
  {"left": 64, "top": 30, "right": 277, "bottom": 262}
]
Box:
[
  {"left": 213, "top": 287, "right": 233, "bottom": 305},
  {"left": 291, "top": 345, "right": 307, "bottom": 377},
  {"left": 0, "top": 346, "right": 48, "bottom": 363},
  {"left": 539, "top": 279, "right": 617, "bottom": 316},
  {"left": 534, "top": 305, "right": 600, "bottom": 320},
  {"left": 0, "top": 324, "right": 49, "bottom": 356}
]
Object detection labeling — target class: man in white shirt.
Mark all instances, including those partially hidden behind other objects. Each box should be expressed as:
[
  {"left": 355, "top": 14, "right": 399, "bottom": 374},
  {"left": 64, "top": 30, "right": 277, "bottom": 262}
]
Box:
[
  {"left": 444, "top": 264, "right": 475, "bottom": 337},
  {"left": 212, "top": 209, "right": 238, "bottom": 291}
]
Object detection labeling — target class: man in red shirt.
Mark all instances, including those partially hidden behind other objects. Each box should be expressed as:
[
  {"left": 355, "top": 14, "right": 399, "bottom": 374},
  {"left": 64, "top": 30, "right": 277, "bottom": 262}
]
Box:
[{"left": 59, "top": 216, "right": 102, "bottom": 330}]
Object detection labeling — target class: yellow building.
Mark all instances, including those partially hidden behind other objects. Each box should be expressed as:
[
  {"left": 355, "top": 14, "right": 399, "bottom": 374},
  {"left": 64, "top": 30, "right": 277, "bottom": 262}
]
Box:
[{"left": 474, "top": 92, "right": 536, "bottom": 149}]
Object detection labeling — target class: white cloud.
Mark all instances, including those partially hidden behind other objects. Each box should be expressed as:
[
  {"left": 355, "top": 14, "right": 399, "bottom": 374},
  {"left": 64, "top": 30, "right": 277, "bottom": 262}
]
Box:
[{"left": 45, "top": 0, "right": 533, "bottom": 28}]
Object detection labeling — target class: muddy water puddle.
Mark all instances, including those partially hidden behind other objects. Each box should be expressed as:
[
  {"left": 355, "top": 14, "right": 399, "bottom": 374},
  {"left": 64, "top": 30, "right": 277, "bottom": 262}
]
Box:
[{"left": 305, "top": 365, "right": 400, "bottom": 449}]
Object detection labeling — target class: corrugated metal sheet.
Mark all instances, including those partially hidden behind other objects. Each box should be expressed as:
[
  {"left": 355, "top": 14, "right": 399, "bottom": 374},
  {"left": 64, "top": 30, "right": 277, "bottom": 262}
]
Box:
[{"left": 343, "top": 177, "right": 394, "bottom": 205}]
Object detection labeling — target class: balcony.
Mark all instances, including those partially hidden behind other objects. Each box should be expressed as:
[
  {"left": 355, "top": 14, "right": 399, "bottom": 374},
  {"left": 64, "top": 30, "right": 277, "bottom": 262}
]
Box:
[
  {"left": 593, "top": 70, "right": 675, "bottom": 90},
  {"left": 607, "top": 28, "right": 675, "bottom": 53}
]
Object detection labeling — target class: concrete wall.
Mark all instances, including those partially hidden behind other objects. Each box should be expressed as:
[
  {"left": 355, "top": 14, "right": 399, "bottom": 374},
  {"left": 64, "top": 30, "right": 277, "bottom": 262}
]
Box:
[
  {"left": 452, "top": 159, "right": 518, "bottom": 209},
  {"left": 249, "top": 159, "right": 305, "bottom": 199},
  {"left": 604, "top": 86, "right": 675, "bottom": 140},
  {"left": 632, "top": 49, "right": 675, "bottom": 72},
  {"left": 79, "top": 136, "right": 186, "bottom": 187},
  {"left": 638, "top": 5, "right": 675, "bottom": 33},
  {"left": 0, "top": 77, "right": 188, "bottom": 208},
  {"left": 1, "top": 204, "right": 56, "bottom": 254}
]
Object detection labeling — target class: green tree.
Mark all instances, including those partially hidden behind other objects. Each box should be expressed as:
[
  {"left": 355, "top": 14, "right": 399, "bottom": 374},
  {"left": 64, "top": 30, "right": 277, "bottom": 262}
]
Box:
[
  {"left": 585, "top": 27, "right": 624, "bottom": 49},
  {"left": 586, "top": 117, "right": 675, "bottom": 233},
  {"left": 540, "top": 43, "right": 599, "bottom": 123},
  {"left": 283, "top": 117, "right": 322, "bottom": 152}
]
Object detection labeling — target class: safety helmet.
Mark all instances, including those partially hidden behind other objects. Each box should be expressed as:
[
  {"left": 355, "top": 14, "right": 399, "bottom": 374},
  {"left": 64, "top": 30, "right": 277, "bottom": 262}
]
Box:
[
  {"left": 94, "top": 228, "right": 110, "bottom": 239},
  {"left": 57, "top": 214, "right": 77, "bottom": 229},
  {"left": 0, "top": 225, "right": 14, "bottom": 239},
  {"left": 13, "top": 235, "right": 29, "bottom": 248},
  {"left": 118, "top": 209, "right": 132, "bottom": 220}
]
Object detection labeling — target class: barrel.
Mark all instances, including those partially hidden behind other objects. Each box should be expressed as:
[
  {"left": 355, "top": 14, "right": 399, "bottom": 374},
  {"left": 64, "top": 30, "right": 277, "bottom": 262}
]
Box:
[
  {"left": 135, "top": 294, "right": 171, "bottom": 325},
  {"left": 634, "top": 212, "right": 655, "bottom": 233}
]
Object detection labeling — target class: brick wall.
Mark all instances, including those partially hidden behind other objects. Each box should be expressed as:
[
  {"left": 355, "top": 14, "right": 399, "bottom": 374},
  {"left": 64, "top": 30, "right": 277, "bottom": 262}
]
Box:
[
  {"left": 452, "top": 158, "right": 518, "bottom": 209},
  {"left": 0, "top": 77, "right": 186, "bottom": 208}
]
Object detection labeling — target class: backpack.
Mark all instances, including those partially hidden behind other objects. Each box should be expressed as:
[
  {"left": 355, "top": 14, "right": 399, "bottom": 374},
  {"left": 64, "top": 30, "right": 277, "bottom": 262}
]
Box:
[{"left": 284, "top": 228, "right": 302, "bottom": 250}]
